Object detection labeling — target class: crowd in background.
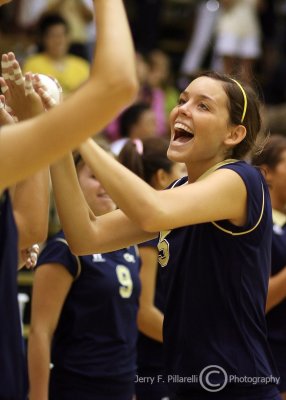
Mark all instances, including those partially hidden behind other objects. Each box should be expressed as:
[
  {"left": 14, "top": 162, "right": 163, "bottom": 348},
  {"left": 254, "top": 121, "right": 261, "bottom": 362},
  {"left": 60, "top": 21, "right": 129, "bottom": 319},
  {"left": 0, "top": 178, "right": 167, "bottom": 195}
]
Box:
[{"left": 1, "top": 0, "right": 286, "bottom": 140}]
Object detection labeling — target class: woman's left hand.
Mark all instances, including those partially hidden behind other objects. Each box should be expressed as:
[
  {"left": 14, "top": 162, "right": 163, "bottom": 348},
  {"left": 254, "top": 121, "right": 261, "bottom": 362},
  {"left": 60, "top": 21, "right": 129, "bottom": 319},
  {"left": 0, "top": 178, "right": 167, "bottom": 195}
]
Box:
[{"left": 0, "top": 52, "right": 44, "bottom": 120}]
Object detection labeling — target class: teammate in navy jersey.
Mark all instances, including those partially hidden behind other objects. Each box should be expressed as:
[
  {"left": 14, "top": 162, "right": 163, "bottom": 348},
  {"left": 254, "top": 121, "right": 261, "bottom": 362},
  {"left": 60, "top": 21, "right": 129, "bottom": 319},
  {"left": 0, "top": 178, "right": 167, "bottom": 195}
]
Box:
[
  {"left": 0, "top": 0, "right": 137, "bottom": 398},
  {"left": 118, "top": 137, "right": 185, "bottom": 400},
  {"left": 0, "top": 191, "right": 28, "bottom": 400},
  {"left": 50, "top": 71, "right": 280, "bottom": 399},
  {"left": 28, "top": 154, "right": 141, "bottom": 400},
  {"left": 252, "top": 135, "right": 286, "bottom": 400}
]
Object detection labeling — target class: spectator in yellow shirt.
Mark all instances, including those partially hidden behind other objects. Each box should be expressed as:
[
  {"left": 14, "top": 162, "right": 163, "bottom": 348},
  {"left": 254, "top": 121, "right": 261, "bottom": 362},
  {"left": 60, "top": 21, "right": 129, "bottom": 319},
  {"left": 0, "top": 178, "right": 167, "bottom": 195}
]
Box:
[{"left": 23, "top": 13, "right": 90, "bottom": 95}]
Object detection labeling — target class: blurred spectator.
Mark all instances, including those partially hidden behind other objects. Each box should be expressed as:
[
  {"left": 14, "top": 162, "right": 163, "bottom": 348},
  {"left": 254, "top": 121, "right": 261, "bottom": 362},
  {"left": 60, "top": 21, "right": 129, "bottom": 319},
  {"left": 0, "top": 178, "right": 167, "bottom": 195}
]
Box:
[
  {"left": 136, "top": 52, "right": 168, "bottom": 137},
  {"left": 16, "top": 0, "right": 46, "bottom": 32},
  {"left": 147, "top": 49, "right": 179, "bottom": 120},
  {"left": 110, "top": 103, "right": 156, "bottom": 156},
  {"left": 180, "top": 0, "right": 219, "bottom": 76},
  {"left": 23, "top": 13, "right": 90, "bottom": 96},
  {"left": 105, "top": 52, "right": 167, "bottom": 141},
  {"left": 214, "top": 0, "right": 262, "bottom": 82},
  {"left": 44, "top": 0, "right": 95, "bottom": 62}
]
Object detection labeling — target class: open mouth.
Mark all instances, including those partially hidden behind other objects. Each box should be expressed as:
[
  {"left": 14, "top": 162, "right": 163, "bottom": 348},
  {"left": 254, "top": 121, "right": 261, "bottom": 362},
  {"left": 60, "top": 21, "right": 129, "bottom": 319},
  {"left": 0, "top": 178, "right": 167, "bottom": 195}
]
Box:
[{"left": 174, "top": 122, "right": 194, "bottom": 142}]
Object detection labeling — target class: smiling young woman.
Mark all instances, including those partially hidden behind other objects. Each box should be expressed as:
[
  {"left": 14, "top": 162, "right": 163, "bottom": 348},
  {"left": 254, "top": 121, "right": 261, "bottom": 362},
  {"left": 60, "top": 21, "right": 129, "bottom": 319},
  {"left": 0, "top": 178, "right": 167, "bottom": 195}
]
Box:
[{"left": 50, "top": 71, "right": 279, "bottom": 400}]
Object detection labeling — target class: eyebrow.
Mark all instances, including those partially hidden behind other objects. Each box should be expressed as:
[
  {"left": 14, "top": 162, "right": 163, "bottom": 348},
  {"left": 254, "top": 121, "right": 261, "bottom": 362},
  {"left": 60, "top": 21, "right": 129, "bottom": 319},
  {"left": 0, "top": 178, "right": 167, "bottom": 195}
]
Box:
[{"left": 181, "top": 91, "right": 216, "bottom": 103}]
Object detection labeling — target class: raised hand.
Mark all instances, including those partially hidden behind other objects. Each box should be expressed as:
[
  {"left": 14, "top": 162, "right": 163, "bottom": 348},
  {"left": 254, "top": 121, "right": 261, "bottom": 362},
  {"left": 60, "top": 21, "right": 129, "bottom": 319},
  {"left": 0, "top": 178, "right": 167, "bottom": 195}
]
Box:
[
  {"left": 20, "top": 244, "right": 40, "bottom": 270},
  {"left": 0, "top": 52, "right": 44, "bottom": 120}
]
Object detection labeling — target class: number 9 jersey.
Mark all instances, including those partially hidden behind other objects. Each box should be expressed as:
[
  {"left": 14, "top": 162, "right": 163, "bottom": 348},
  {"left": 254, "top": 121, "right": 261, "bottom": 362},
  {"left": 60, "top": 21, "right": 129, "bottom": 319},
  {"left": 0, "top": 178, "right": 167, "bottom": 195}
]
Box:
[{"left": 36, "top": 230, "right": 141, "bottom": 398}]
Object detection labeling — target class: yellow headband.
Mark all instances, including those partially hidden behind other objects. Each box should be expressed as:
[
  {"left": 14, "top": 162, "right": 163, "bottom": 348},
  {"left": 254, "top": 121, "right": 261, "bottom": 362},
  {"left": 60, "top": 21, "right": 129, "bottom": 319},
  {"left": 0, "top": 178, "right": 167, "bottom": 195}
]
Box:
[{"left": 230, "top": 78, "right": 247, "bottom": 123}]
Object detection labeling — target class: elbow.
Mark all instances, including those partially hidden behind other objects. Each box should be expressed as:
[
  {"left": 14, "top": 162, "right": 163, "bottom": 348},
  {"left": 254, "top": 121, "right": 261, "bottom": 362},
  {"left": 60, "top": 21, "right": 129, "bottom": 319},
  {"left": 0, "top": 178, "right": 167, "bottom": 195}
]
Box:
[
  {"left": 67, "top": 234, "right": 98, "bottom": 256},
  {"left": 67, "top": 240, "right": 89, "bottom": 257},
  {"left": 119, "top": 80, "right": 139, "bottom": 108},
  {"left": 123, "top": 77, "right": 139, "bottom": 102},
  {"left": 139, "top": 212, "right": 165, "bottom": 233},
  {"left": 137, "top": 309, "right": 149, "bottom": 332},
  {"left": 109, "top": 75, "right": 139, "bottom": 107},
  {"left": 19, "top": 225, "right": 48, "bottom": 249}
]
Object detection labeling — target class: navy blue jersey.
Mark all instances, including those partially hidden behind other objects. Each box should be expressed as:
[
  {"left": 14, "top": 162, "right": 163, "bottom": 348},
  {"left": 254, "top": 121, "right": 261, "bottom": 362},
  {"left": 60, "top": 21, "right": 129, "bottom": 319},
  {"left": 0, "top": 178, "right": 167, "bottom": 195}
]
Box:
[
  {"left": 0, "top": 191, "right": 27, "bottom": 400},
  {"left": 136, "top": 238, "right": 170, "bottom": 400},
  {"left": 37, "top": 231, "right": 141, "bottom": 397},
  {"left": 266, "top": 209, "right": 286, "bottom": 391},
  {"left": 158, "top": 161, "right": 279, "bottom": 398}
]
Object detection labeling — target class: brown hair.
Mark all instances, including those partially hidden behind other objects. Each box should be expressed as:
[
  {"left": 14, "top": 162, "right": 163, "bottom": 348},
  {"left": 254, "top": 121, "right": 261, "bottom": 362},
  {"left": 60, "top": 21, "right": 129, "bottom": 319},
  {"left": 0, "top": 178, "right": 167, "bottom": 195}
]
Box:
[
  {"left": 118, "top": 137, "right": 174, "bottom": 184},
  {"left": 197, "top": 71, "right": 263, "bottom": 159},
  {"left": 251, "top": 134, "right": 286, "bottom": 169}
]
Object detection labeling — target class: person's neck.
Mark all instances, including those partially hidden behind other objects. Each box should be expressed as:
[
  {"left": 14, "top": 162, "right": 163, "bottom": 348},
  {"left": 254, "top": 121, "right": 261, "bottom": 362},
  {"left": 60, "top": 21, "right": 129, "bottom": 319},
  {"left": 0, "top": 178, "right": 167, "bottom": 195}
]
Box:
[
  {"left": 186, "top": 157, "right": 237, "bottom": 183},
  {"left": 45, "top": 52, "right": 66, "bottom": 62}
]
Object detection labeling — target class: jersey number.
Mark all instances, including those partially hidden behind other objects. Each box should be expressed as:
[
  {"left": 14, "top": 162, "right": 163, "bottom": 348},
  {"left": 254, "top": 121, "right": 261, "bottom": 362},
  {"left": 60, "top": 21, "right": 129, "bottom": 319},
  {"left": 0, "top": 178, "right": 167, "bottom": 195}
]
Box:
[
  {"left": 116, "top": 265, "right": 133, "bottom": 298},
  {"left": 158, "top": 230, "right": 171, "bottom": 267}
]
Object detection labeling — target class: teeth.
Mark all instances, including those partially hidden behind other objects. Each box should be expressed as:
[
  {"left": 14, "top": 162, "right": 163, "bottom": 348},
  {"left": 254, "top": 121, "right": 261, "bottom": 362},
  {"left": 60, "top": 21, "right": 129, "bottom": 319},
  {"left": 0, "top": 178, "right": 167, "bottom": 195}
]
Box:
[{"left": 174, "top": 122, "right": 193, "bottom": 134}]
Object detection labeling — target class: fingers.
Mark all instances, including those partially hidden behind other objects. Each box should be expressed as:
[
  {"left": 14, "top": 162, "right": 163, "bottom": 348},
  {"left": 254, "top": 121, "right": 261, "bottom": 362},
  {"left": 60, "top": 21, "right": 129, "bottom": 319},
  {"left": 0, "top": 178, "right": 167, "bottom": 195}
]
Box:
[
  {"left": 33, "top": 74, "right": 57, "bottom": 109},
  {"left": 0, "top": 94, "right": 5, "bottom": 109},
  {"left": 12, "top": 61, "right": 24, "bottom": 86},
  {"left": 2, "top": 52, "right": 16, "bottom": 83},
  {"left": 0, "top": 77, "right": 8, "bottom": 94},
  {"left": 0, "top": 95, "right": 15, "bottom": 124},
  {"left": 1, "top": 52, "right": 25, "bottom": 93},
  {"left": 1, "top": 53, "right": 11, "bottom": 81},
  {"left": 24, "top": 73, "right": 35, "bottom": 96},
  {"left": 1, "top": 55, "right": 10, "bottom": 95},
  {"left": 39, "top": 87, "right": 57, "bottom": 108},
  {"left": 24, "top": 244, "right": 40, "bottom": 269}
]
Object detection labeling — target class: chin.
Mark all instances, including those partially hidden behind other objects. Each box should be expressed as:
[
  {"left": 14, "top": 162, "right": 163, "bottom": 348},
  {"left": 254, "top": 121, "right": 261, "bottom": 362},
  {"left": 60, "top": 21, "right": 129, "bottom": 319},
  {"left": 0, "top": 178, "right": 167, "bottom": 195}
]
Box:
[{"left": 167, "top": 148, "right": 186, "bottom": 164}]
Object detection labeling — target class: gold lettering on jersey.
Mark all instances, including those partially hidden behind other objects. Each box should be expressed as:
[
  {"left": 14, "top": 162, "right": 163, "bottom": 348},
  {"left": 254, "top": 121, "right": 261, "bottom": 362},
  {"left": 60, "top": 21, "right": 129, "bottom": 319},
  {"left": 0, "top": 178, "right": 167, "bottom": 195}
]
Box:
[
  {"left": 158, "top": 230, "right": 171, "bottom": 267},
  {"left": 116, "top": 265, "right": 133, "bottom": 298}
]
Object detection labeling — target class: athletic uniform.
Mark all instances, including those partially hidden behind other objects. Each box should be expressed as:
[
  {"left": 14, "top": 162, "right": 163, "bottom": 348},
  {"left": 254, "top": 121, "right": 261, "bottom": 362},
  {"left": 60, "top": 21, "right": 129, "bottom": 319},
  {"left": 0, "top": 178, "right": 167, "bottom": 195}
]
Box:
[
  {"left": 37, "top": 231, "right": 141, "bottom": 400},
  {"left": 136, "top": 238, "right": 170, "bottom": 400},
  {"left": 267, "top": 209, "right": 286, "bottom": 392},
  {"left": 158, "top": 161, "right": 280, "bottom": 400},
  {"left": 0, "top": 190, "right": 27, "bottom": 400}
]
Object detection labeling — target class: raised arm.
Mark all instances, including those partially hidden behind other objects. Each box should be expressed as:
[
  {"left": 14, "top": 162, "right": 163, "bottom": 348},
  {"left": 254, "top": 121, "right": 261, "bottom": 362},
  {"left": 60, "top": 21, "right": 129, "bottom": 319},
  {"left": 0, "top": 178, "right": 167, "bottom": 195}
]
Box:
[
  {"left": 0, "top": 68, "right": 50, "bottom": 249},
  {"left": 0, "top": 0, "right": 138, "bottom": 192},
  {"left": 50, "top": 154, "right": 154, "bottom": 255},
  {"left": 78, "top": 139, "right": 248, "bottom": 232}
]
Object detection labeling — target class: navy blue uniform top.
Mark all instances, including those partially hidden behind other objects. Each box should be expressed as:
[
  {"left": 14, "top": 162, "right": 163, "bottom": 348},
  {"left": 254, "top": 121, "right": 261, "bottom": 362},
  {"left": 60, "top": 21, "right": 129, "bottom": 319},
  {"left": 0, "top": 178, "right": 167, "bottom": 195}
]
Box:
[
  {"left": 266, "top": 210, "right": 286, "bottom": 383},
  {"left": 0, "top": 190, "right": 27, "bottom": 400},
  {"left": 37, "top": 231, "right": 141, "bottom": 386},
  {"left": 137, "top": 237, "right": 166, "bottom": 371},
  {"left": 158, "top": 161, "right": 278, "bottom": 397}
]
